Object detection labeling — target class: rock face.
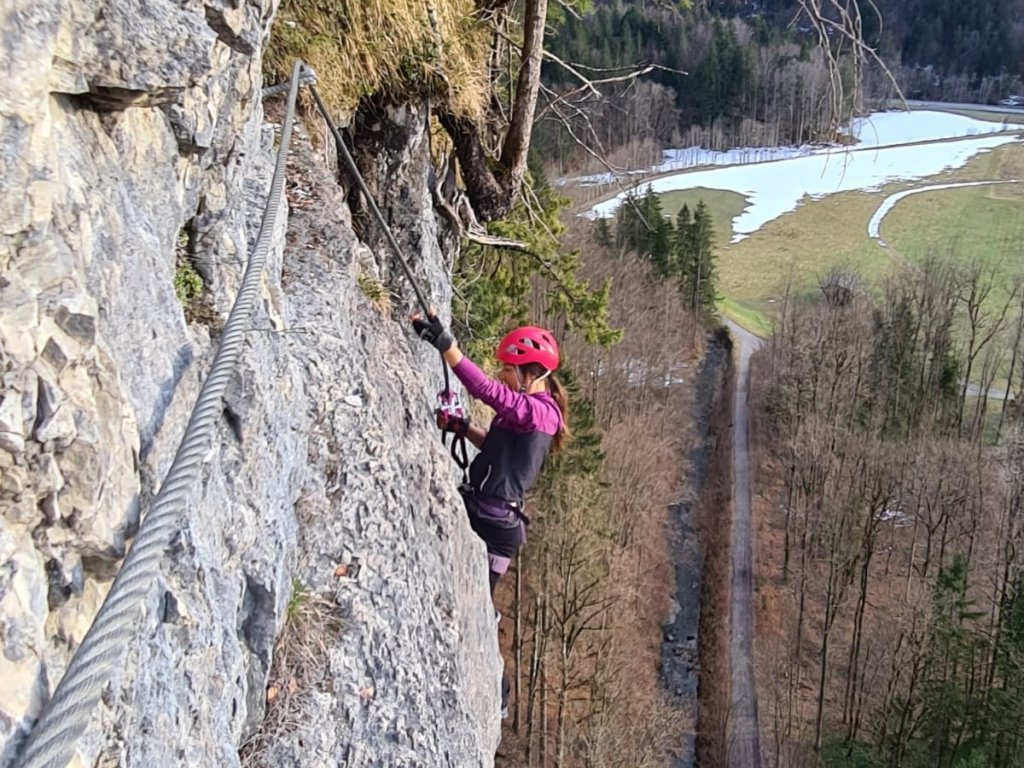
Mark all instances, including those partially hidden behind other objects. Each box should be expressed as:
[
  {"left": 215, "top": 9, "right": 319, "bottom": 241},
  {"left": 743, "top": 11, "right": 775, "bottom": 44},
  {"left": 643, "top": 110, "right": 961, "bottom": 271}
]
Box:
[{"left": 0, "top": 2, "right": 499, "bottom": 766}]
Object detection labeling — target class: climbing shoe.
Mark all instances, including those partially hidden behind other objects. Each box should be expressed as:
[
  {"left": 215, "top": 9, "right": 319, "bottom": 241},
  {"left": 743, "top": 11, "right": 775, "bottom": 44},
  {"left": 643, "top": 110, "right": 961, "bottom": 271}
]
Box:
[{"left": 501, "top": 670, "right": 510, "bottom": 719}]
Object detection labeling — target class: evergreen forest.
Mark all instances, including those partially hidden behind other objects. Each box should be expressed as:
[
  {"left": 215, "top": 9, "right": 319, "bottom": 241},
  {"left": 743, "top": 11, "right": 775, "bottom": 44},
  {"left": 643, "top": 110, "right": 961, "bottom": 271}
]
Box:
[{"left": 538, "top": 0, "right": 1024, "bottom": 168}]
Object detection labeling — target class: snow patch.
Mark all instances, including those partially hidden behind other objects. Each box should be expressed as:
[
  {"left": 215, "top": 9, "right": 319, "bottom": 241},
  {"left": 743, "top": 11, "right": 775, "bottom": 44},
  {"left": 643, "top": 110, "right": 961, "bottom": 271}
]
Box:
[
  {"left": 845, "top": 110, "right": 1015, "bottom": 147},
  {"left": 563, "top": 110, "right": 1016, "bottom": 187},
  {"left": 589, "top": 133, "right": 1022, "bottom": 241},
  {"left": 867, "top": 180, "right": 1023, "bottom": 241}
]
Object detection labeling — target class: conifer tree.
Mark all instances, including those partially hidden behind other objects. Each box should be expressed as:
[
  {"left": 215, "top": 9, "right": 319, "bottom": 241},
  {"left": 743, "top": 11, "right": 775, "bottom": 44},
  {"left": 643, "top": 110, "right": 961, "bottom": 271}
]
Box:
[
  {"left": 673, "top": 203, "right": 694, "bottom": 282},
  {"left": 593, "top": 217, "right": 614, "bottom": 249},
  {"left": 644, "top": 188, "right": 675, "bottom": 276},
  {"left": 675, "top": 200, "right": 717, "bottom": 317},
  {"left": 453, "top": 153, "right": 619, "bottom": 357}
]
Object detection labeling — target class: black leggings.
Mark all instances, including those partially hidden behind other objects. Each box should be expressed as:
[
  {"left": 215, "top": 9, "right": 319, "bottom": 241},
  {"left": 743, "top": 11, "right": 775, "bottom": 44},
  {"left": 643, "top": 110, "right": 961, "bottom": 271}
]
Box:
[
  {"left": 461, "top": 492, "right": 517, "bottom": 714},
  {"left": 461, "top": 494, "right": 523, "bottom": 595}
]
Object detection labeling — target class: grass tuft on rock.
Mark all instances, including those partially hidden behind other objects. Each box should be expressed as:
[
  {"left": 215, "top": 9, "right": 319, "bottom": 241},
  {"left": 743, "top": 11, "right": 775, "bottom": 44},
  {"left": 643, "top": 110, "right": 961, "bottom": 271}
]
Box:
[
  {"left": 356, "top": 270, "right": 392, "bottom": 314},
  {"left": 264, "top": 0, "right": 490, "bottom": 118},
  {"left": 240, "top": 579, "right": 344, "bottom": 767}
]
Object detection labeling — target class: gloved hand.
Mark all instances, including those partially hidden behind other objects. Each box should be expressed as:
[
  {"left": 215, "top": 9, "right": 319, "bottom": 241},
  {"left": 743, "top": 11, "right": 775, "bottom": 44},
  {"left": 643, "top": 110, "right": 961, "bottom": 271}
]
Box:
[
  {"left": 412, "top": 311, "right": 454, "bottom": 353},
  {"left": 436, "top": 410, "right": 470, "bottom": 437}
]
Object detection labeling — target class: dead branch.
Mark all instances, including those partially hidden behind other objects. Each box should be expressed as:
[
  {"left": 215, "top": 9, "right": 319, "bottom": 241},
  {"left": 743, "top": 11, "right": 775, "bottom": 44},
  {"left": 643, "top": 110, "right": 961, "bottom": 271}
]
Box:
[
  {"left": 551, "top": 0, "right": 583, "bottom": 21},
  {"left": 796, "top": 0, "right": 906, "bottom": 134},
  {"left": 497, "top": 26, "right": 665, "bottom": 103},
  {"left": 431, "top": 150, "right": 530, "bottom": 250},
  {"left": 537, "top": 87, "right": 654, "bottom": 232},
  {"left": 463, "top": 229, "right": 532, "bottom": 250}
]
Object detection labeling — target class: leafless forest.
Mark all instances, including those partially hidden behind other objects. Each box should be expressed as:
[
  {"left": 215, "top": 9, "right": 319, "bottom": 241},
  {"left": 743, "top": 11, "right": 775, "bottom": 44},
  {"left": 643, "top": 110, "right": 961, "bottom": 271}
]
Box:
[
  {"left": 752, "top": 262, "right": 1024, "bottom": 767},
  {"left": 493, "top": 225, "right": 702, "bottom": 767}
]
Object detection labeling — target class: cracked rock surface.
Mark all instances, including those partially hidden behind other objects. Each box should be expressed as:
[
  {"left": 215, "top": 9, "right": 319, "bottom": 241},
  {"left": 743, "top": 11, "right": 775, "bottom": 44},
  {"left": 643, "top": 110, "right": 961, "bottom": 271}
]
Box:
[{"left": 0, "top": 2, "right": 498, "bottom": 765}]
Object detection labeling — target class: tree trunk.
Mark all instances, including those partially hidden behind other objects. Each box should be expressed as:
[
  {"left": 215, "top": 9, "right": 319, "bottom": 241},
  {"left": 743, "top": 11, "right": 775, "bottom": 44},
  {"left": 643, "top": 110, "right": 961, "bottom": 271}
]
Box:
[
  {"left": 783, "top": 464, "right": 795, "bottom": 581},
  {"left": 437, "top": 0, "right": 548, "bottom": 223},
  {"left": 814, "top": 571, "right": 835, "bottom": 751},
  {"left": 845, "top": 545, "right": 874, "bottom": 736},
  {"left": 541, "top": 620, "right": 549, "bottom": 768},
  {"left": 997, "top": 298, "right": 1024, "bottom": 442},
  {"left": 557, "top": 639, "right": 567, "bottom": 767},
  {"left": 526, "top": 593, "right": 543, "bottom": 765},
  {"left": 436, "top": 108, "right": 511, "bottom": 222},
  {"left": 500, "top": 0, "right": 548, "bottom": 181}
]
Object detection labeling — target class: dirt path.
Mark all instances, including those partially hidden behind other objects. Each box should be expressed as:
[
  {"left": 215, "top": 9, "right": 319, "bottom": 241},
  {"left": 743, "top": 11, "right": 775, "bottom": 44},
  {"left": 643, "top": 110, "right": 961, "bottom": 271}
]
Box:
[{"left": 725, "top": 320, "right": 762, "bottom": 768}]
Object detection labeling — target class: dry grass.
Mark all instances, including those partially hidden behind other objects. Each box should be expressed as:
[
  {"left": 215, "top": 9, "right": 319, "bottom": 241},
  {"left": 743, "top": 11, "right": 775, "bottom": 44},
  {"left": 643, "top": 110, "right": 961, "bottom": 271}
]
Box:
[
  {"left": 265, "top": 0, "right": 490, "bottom": 118},
  {"left": 239, "top": 580, "right": 344, "bottom": 767},
  {"left": 882, "top": 182, "right": 1024, "bottom": 284},
  {"left": 355, "top": 269, "right": 393, "bottom": 314}
]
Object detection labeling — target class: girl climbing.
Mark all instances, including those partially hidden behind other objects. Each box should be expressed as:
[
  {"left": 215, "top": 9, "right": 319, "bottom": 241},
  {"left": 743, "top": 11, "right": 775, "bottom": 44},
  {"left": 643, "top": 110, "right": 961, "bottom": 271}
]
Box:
[{"left": 410, "top": 311, "right": 569, "bottom": 595}]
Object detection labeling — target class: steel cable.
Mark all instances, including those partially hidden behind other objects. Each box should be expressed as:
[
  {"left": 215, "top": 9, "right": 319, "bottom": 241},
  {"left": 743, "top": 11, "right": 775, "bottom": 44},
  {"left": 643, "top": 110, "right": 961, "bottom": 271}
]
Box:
[
  {"left": 14, "top": 60, "right": 309, "bottom": 768},
  {"left": 261, "top": 68, "right": 316, "bottom": 100},
  {"left": 306, "top": 83, "right": 452, "bottom": 394}
]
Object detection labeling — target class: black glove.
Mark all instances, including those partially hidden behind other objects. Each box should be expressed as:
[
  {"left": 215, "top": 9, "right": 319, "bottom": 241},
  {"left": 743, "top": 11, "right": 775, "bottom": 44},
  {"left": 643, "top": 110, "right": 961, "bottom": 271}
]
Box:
[{"left": 412, "top": 313, "right": 454, "bottom": 353}]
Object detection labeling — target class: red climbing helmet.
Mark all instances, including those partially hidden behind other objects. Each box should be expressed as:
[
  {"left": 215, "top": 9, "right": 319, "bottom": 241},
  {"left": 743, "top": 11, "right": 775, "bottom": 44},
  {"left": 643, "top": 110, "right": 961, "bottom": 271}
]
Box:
[{"left": 496, "top": 326, "right": 560, "bottom": 372}]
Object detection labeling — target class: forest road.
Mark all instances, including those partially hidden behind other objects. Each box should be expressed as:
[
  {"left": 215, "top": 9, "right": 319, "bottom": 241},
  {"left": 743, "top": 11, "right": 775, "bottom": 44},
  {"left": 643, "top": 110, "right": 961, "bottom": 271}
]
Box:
[{"left": 724, "top": 320, "right": 762, "bottom": 768}]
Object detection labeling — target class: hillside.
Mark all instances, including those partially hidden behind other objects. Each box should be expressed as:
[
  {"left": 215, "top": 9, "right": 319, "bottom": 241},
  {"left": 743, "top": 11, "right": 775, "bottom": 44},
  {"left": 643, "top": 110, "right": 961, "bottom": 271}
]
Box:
[
  {"left": 709, "top": 0, "right": 1024, "bottom": 79},
  {"left": 538, "top": 0, "right": 1024, "bottom": 173}
]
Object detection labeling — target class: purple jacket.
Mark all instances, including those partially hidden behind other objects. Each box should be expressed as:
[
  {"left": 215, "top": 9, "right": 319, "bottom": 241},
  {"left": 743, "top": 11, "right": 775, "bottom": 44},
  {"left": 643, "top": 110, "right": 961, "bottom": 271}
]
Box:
[{"left": 453, "top": 357, "right": 562, "bottom": 506}]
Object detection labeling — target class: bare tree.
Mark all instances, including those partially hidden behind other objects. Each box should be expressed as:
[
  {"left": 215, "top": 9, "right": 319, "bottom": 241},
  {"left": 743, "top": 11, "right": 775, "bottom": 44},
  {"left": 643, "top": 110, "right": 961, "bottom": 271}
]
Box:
[
  {"left": 795, "top": 0, "right": 904, "bottom": 136},
  {"left": 438, "top": 0, "right": 548, "bottom": 223},
  {"left": 956, "top": 262, "right": 1018, "bottom": 437}
]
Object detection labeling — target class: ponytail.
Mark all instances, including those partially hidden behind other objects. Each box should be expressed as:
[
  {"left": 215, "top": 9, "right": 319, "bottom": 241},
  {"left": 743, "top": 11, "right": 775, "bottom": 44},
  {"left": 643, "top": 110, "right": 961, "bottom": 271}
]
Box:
[
  {"left": 547, "top": 374, "right": 571, "bottom": 453},
  {"left": 523, "top": 362, "right": 570, "bottom": 452}
]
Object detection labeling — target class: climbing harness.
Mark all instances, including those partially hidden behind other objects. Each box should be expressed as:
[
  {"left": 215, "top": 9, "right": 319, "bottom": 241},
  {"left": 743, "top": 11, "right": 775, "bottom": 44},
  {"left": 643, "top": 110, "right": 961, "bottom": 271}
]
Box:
[{"left": 306, "top": 81, "right": 469, "bottom": 477}]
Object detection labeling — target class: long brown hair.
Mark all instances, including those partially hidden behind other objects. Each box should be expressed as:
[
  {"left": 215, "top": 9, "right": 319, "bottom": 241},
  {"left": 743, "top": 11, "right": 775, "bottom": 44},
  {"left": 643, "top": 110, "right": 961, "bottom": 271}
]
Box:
[{"left": 523, "top": 363, "right": 571, "bottom": 453}]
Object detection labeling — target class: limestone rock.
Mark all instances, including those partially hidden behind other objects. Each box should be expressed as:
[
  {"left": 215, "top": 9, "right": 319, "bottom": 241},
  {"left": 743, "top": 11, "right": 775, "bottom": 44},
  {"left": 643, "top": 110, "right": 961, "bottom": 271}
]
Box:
[
  {"left": 0, "top": 520, "right": 49, "bottom": 733},
  {"left": 32, "top": 454, "right": 64, "bottom": 498},
  {"left": 46, "top": 576, "right": 108, "bottom": 645},
  {"left": 0, "top": 394, "right": 25, "bottom": 455},
  {"left": 203, "top": 0, "right": 262, "bottom": 56},
  {"left": 0, "top": 1, "right": 498, "bottom": 766},
  {"left": 252, "top": 114, "right": 501, "bottom": 768},
  {"left": 0, "top": 464, "right": 27, "bottom": 496},
  {"left": 57, "top": 0, "right": 217, "bottom": 104}
]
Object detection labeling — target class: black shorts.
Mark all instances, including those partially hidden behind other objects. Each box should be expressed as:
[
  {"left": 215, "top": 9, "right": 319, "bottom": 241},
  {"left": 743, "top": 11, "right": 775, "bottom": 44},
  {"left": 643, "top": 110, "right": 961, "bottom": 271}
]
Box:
[{"left": 461, "top": 492, "right": 525, "bottom": 575}]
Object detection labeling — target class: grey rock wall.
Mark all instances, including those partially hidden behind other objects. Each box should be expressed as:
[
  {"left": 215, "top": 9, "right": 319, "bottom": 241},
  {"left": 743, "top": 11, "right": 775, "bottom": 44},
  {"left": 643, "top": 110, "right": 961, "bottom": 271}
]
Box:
[
  {"left": 0, "top": 1, "right": 498, "bottom": 765},
  {"left": 258, "top": 114, "right": 500, "bottom": 767}
]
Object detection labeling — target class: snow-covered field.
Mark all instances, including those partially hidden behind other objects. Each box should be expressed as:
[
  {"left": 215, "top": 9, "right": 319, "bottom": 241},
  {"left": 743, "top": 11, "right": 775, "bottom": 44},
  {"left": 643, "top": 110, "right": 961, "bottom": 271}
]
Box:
[
  {"left": 587, "top": 110, "right": 1022, "bottom": 241},
  {"left": 572, "top": 145, "right": 813, "bottom": 185},
  {"left": 569, "top": 110, "right": 1018, "bottom": 186},
  {"left": 845, "top": 110, "right": 1016, "bottom": 147}
]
